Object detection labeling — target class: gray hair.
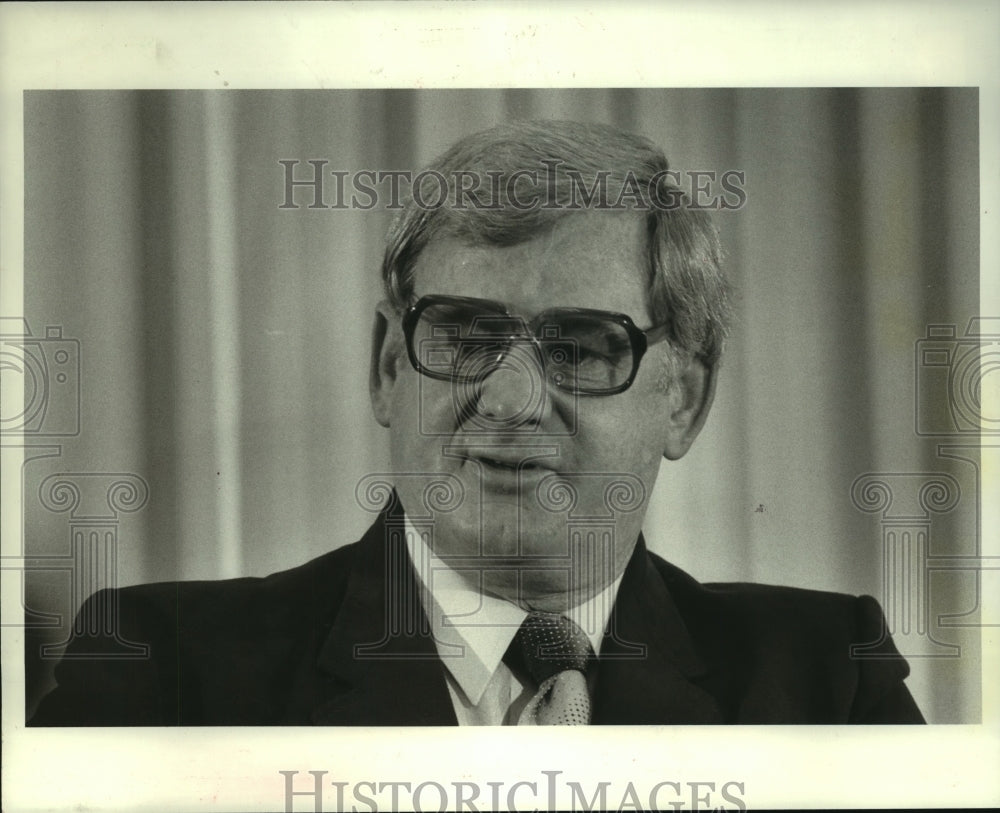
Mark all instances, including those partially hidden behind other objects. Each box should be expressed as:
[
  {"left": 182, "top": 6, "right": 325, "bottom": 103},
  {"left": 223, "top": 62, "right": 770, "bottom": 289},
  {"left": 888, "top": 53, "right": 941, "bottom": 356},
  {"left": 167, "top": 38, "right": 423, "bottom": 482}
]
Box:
[{"left": 381, "top": 120, "right": 731, "bottom": 366}]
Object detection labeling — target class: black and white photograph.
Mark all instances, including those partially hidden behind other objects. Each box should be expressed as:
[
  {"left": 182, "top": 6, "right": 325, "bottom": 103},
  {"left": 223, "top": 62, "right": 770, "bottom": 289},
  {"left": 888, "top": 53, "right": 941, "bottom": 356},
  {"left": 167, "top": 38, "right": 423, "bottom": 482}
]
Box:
[
  {"left": 20, "top": 87, "right": 977, "bottom": 729},
  {"left": 2, "top": 3, "right": 998, "bottom": 812}
]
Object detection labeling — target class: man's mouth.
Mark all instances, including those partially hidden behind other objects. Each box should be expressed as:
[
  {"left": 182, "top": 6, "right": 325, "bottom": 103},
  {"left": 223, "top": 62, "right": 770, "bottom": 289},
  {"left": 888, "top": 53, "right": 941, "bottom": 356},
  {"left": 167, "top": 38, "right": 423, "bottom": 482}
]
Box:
[
  {"left": 471, "top": 455, "right": 545, "bottom": 470},
  {"left": 460, "top": 453, "right": 554, "bottom": 479},
  {"left": 478, "top": 456, "right": 534, "bottom": 470}
]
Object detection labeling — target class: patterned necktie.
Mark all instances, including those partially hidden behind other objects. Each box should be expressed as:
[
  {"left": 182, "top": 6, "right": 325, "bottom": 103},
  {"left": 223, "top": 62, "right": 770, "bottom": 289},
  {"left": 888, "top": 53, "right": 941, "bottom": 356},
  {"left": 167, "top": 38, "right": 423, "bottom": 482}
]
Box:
[{"left": 513, "top": 612, "right": 594, "bottom": 725}]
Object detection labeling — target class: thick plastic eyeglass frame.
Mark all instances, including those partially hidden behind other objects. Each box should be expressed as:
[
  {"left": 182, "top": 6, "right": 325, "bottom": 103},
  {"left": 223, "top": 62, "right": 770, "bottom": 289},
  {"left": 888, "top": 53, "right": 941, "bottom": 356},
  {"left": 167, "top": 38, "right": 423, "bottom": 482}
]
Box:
[{"left": 402, "top": 294, "right": 671, "bottom": 395}]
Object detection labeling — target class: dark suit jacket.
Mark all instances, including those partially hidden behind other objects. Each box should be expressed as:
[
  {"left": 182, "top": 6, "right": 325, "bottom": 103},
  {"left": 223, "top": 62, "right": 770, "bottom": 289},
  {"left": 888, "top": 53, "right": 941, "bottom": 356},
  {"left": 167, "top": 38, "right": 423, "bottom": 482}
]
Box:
[{"left": 30, "top": 506, "right": 924, "bottom": 725}]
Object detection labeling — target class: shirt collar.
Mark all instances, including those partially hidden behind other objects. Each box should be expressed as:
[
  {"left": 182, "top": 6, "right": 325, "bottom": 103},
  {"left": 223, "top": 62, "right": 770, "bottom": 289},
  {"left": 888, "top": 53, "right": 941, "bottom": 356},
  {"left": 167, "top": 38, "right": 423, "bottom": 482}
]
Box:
[{"left": 404, "top": 514, "right": 624, "bottom": 706}]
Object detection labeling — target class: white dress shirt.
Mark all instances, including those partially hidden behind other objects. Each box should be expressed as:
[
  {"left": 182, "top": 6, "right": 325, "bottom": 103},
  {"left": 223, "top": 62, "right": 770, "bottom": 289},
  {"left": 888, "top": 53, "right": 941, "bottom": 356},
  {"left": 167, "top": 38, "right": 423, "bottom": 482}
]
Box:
[{"left": 403, "top": 515, "right": 624, "bottom": 725}]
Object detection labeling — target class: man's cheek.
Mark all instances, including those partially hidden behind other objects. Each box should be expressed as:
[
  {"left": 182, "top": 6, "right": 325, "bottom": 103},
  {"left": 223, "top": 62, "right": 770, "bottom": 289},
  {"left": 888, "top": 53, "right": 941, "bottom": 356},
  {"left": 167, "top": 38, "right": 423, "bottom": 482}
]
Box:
[{"left": 399, "top": 376, "right": 462, "bottom": 437}]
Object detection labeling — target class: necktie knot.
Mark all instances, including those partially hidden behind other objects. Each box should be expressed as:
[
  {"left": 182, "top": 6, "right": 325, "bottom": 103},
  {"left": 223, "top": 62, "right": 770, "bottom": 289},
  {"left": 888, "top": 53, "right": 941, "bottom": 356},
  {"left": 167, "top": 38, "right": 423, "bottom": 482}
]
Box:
[
  {"left": 515, "top": 612, "right": 593, "bottom": 685},
  {"left": 511, "top": 612, "right": 594, "bottom": 725}
]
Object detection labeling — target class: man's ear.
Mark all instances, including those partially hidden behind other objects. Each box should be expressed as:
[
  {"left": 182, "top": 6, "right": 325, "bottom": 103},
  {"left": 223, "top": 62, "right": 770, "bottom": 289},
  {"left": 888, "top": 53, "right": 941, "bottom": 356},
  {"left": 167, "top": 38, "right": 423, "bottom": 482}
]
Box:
[
  {"left": 662, "top": 356, "right": 717, "bottom": 460},
  {"left": 369, "top": 300, "right": 404, "bottom": 428}
]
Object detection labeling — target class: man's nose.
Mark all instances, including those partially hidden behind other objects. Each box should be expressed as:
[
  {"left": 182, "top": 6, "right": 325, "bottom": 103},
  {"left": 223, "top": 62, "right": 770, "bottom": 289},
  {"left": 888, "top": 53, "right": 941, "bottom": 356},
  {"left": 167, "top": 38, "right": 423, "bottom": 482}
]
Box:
[{"left": 468, "top": 344, "right": 550, "bottom": 429}]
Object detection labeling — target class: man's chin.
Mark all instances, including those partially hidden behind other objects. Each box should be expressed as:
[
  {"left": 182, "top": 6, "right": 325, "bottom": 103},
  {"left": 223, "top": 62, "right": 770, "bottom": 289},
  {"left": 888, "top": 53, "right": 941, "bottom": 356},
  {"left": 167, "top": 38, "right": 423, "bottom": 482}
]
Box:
[{"left": 477, "top": 572, "right": 604, "bottom": 613}]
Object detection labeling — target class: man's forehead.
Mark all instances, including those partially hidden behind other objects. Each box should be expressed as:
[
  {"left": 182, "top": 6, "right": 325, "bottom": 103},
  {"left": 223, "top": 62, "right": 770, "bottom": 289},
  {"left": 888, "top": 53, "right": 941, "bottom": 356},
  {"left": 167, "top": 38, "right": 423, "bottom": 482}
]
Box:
[{"left": 410, "top": 211, "right": 651, "bottom": 317}]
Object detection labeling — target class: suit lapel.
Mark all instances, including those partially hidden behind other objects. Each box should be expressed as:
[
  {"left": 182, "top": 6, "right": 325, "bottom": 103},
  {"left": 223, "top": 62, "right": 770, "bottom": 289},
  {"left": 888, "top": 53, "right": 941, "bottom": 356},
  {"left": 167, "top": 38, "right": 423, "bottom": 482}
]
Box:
[
  {"left": 593, "top": 536, "right": 723, "bottom": 724},
  {"left": 305, "top": 509, "right": 458, "bottom": 725}
]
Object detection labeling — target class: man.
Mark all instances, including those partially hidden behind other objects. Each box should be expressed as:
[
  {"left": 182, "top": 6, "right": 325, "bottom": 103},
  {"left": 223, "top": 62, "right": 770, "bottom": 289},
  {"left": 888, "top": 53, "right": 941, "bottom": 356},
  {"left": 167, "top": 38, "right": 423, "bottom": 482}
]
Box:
[{"left": 30, "top": 120, "right": 923, "bottom": 725}]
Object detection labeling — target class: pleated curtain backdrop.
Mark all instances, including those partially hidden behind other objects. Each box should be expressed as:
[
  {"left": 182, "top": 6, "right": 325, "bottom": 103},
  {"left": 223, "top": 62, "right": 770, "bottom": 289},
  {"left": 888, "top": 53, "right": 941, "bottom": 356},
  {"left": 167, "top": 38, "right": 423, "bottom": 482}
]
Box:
[{"left": 23, "top": 89, "right": 980, "bottom": 722}]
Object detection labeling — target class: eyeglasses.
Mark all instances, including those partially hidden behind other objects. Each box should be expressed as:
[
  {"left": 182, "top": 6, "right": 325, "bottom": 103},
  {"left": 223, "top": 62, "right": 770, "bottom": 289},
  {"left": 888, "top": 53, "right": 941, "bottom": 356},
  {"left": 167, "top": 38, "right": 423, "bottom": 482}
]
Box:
[{"left": 402, "top": 294, "right": 671, "bottom": 395}]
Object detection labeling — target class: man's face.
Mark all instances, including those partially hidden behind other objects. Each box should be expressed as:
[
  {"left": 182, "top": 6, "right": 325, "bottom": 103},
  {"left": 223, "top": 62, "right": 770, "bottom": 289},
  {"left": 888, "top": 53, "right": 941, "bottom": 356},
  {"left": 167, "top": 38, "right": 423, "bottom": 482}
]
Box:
[{"left": 371, "top": 212, "right": 711, "bottom": 612}]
